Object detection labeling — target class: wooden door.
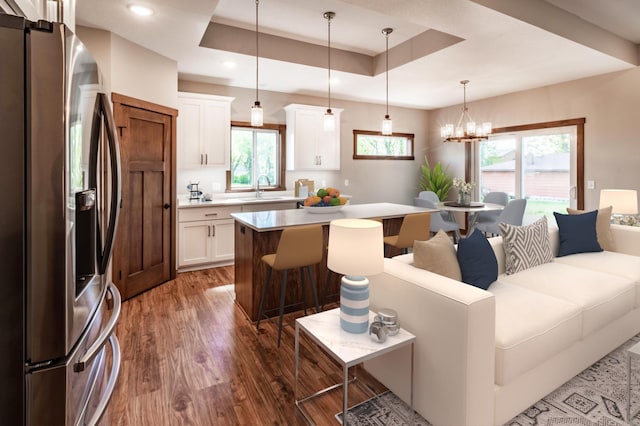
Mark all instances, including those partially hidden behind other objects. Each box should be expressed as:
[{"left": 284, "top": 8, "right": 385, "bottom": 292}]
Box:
[{"left": 112, "top": 93, "right": 177, "bottom": 299}]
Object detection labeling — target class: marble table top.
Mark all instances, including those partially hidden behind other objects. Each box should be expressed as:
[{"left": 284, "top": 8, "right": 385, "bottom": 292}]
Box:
[
  {"left": 231, "top": 202, "right": 436, "bottom": 231},
  {"left": 296, "top": 308, "right": 415, "bottom": 366}
]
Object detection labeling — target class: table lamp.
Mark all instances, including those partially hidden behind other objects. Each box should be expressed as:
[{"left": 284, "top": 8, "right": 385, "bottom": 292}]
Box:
[
  {"left": 327, "top": 218, "right": 384, "bottom": 333},
  {"left": 599, "top": 189, "right": 638, "bottom": 220}
]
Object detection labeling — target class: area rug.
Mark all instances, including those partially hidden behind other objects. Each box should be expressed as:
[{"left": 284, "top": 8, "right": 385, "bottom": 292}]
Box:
[{"left": 336, "top": 333, "right": 640, "bottom": 425}]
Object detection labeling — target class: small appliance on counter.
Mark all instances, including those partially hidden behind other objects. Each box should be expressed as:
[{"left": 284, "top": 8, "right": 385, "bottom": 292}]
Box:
[{"left": 187, "top": 182, "right": 202, "bottom": 200}]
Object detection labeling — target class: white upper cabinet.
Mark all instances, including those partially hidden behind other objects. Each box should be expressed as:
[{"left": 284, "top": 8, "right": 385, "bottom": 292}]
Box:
[
  {"left": 177, "top": 92, "right": 234, "bottom": 170},
  {"left": 284, "top": 104, "right": 342, "bottom": 171}
]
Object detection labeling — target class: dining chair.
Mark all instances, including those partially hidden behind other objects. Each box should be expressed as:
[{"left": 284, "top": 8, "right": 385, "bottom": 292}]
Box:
[
  {"left": 474, "top": 191, "right": 509, "bottom": 226},
  {"left": 256, "top": 224, "right": 323, "bottom": 347},
  {"left": 475, "top": 198, "right": 527, "bottom": 237},
  {"left": 383, "top": 212, "right": 431, "bottom": 256},
  {"left": 413, "top": 191, "right": 460, "bottom": 242}
]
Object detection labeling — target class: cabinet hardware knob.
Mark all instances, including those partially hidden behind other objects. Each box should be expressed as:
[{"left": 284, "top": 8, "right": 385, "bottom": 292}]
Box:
[{"left": 164, "top": 203, "right": 170, "bottom": 209}]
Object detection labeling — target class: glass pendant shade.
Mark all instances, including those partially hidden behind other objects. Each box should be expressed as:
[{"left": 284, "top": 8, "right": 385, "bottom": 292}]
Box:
[
  {"left": 382, "top": 115, "right": 392, "bottom": 135},
  {"left": 251, "top": 101, "right": 263, "bottom": 127},
  {"left": 323, "top": 109, "right": 335, "bottom": 132}
]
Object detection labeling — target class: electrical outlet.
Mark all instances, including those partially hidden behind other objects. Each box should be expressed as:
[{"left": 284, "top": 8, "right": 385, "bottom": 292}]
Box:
[
  {"left": 587, "top": 180, "right": 595, "bottom": 190},
  {"left": 344, "top": 179, "right": 349, "bottom": 187}
]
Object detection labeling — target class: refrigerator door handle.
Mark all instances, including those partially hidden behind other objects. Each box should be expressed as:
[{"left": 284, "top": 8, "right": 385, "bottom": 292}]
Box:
[
  {"left": 75, "top": 282, "right": 121, "bottom": 373},
  {"left": 84, "top": 334, "right": 121, "bottom": 426},
  {"left": 89, "top": 92, "right": 122, "bottom": 275}
]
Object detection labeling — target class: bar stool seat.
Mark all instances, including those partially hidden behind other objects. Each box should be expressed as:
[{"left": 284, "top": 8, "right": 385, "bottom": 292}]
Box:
[
  {"left": 383, "top": 212, "right": 431, "bottom": 256},
  {"left": 256, "top": 224, "right": 323, "bottom": 347}
]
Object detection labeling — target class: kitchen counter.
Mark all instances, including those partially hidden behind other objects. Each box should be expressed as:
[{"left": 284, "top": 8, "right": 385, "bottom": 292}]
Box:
[
  {"left": 231, "top": 202, "right": 434, "bottom": 231},
  {"left": 233, "top": 202, "right": 436, "bottom": 322},
  {"left": 178, "top": 195, "right": 305, "bottom": 209}
]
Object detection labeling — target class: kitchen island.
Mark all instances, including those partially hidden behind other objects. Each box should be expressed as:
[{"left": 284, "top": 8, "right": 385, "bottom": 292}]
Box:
[{"left": 231, "top": 202, "right": 435, "bottom": 322}]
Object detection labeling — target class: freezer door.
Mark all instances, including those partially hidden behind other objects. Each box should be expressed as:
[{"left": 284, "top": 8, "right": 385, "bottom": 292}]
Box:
[{"left": 26, "top": 282, "right": 121, "bottom": 426}]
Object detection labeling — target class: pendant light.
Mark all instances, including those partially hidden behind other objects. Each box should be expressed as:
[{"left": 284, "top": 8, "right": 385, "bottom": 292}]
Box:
[
  {"left": 441, "top": 80, "right": 492, "bottom": 142},
  {"left": 250, "top": 0, "right": 263, "bottom": 127},
  {"left": 323, "top": 11, "right": 336, "bottom": 132},
  {"left": 381, "top": 28, "right": 393, "bottom": 135}
]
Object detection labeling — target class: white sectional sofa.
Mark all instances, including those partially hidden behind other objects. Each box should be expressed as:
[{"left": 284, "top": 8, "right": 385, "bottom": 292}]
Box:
[{"left": 364, "top": 224, "right": 640, "bottom": 426}]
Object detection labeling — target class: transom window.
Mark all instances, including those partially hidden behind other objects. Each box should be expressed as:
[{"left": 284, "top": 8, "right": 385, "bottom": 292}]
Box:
[
  {"left": 227, "top": 122, "right": 286, "bottom": 192},
  {"left": 353, "top": 130, "right": 414, "bottom": 160}
]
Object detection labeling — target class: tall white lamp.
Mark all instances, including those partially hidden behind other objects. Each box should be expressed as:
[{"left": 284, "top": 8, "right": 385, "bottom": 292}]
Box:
[
  {"left": 327, "top": 218, "right": 384, "bottom": 333},
  {"left": 599, "top": 189, "right": 638, "bottom": 216}
]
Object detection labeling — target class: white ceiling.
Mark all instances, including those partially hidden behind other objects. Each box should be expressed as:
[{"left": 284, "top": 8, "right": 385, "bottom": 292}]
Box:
[{"left": 76, "top": 0, "right": 639, "bottom": 110}]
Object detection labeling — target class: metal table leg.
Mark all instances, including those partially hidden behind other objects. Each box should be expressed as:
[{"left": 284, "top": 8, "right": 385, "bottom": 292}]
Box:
[{"left": 343, "top": 364, "right": 349, "bottom": 425}]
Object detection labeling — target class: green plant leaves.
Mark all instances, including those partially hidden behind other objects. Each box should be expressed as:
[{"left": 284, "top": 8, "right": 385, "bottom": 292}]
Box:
[{"left": 419, "top": 156, "right": 453, "bottom": 201}]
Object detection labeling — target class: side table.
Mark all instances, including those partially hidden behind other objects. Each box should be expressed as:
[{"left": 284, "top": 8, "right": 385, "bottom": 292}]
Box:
[{"left": 295, "top": 308, "right": 416, "bottom": 425}]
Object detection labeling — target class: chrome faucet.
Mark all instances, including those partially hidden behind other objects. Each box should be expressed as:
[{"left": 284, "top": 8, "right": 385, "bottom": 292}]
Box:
[{"left": 256, "top": 174, "right": 271, "bottom": 198}]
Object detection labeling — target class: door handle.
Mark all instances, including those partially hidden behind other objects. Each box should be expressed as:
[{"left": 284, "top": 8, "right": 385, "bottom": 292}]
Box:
[
  {"left": 211, "top": 224, "right": 215, "bottom": 237},
  {"left": 75, "top": 282, "right": 121, "bottom": 372},
  {"left": 164, "top": 203, "right": 170, "bottom": 209}
]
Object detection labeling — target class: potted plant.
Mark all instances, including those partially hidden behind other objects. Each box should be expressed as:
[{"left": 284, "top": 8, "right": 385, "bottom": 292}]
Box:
[{"left": 419, "top": 156, "right": 453, "bottom": 201}]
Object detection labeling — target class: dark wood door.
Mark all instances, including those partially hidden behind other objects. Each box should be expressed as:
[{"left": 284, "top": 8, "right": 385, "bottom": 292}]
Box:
[{"left": 112, "top": 93, "right": 177, "bottom": 299}]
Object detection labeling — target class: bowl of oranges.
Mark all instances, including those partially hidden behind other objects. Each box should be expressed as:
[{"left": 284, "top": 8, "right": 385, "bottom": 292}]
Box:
[{"left": 302, "top": 187, "right": 348, "bottom": 213}]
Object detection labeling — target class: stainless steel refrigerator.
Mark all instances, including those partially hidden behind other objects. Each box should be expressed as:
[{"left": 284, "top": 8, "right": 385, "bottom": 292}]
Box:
[{"left": 0, "top": 14, "right": 122, "bottom": 425}]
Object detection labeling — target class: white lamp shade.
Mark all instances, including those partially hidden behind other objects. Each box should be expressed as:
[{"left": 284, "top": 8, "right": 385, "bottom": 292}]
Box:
[
  {"left": 599, "top": 189, "right": 638, "bottom": 214},
  {"left": 327, "top": 218, "right": 384, "bottom": 276}
]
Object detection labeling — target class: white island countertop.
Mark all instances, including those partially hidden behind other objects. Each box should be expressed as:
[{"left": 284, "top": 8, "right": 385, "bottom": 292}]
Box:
[{"left": 231, "top": 202, "right": 436, "bottom": 231}]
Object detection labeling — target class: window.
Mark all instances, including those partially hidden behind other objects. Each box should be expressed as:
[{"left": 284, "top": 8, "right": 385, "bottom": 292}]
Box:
[
  {"left": 474, "top": 119, "right": 585, "bottom": 225},
  {"left": 353, "top": 130, "right": 414, "bottom": 160},
  {"left": 227, "top": 122, "right": 286, "bottom": 192}
]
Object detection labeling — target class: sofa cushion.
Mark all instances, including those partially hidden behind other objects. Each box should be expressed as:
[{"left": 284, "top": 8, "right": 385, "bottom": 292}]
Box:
[
  {"left": 567, "top": 206, "right": 615, "bottom": 251},
  {"left": 488, "top": 281, "right": 582, "bottom": 386},
  {"left": 412, "top": 230, "right": 462, "bottom": 281},
  {"left": 555, "top": 250, "right": 640, "bottom": 307},
  {"left": 500, "top": 216, "right": 554, "bottom": 275},
  {"left": 457, "top": 229, "right": 498, "bottom": 290},
  {"left": 554, "top": 211, "right": 602, "bottom": 257},
  {"left": 498, "top": 262, "right": 635, "bottom": 337}
]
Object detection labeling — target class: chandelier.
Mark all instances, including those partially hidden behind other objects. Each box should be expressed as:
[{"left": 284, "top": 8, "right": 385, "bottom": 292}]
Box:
[{"left": 441, "top": 80, "right": 491, "bottom": 142}]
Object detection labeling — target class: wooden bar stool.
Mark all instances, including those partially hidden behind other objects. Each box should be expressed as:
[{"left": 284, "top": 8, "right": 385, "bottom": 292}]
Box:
[
  {"left": 383, "top": 212, "right": 431, "bottom": 256},
  {"left": 256, "top": 224, "right": 323, "bottom": 347}
]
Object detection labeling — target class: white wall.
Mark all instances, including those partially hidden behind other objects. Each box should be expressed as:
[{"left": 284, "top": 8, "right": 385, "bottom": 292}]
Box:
[
  {"left": 177, "top": 81, "right": 430, "bottom": 205},
  {"left": 428, "top": 67, "right": 640, "bottom": 211},
  {"left": 76, "top": 26, "right": 178, "bottom": 109}
]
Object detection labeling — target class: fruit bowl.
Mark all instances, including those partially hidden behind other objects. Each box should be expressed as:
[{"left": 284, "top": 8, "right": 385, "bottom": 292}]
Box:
[{"left": 302, "top": 205, "right": 344, "bottom": 214}]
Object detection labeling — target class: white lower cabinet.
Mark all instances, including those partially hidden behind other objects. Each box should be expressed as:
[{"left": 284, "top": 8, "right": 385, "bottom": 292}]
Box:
[{"left": 178, "top": 207, "right": 237, "bottom": 270}]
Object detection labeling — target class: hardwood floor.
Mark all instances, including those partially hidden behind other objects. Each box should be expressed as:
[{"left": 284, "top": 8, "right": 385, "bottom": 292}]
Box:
[{"left": 101, "top": 267, "right": 386, "bottom": 425}]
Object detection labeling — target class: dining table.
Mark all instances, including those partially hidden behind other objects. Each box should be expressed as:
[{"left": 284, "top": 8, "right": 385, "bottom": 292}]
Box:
[{"left": 437, "top": 201, "right": 504, "bottom": 234}]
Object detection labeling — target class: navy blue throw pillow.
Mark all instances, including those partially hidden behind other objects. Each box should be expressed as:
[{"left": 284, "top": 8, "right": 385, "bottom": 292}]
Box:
[
  {"left": 456, "top": 229, "right": 498, "bottom": 290},
  {"left": 553, "top": 210, "right": 602, "bottom": 257}
]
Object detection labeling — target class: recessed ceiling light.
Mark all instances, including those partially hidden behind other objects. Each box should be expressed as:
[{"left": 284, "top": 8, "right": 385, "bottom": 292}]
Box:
[
  {"left": 128, "top": 4, "right": 154, "bottom": 16},
  {"left": 222, "top": 61, "right": 237, "bottom": 69}
]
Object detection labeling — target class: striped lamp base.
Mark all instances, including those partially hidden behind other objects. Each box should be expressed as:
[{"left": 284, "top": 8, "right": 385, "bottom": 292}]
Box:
[{"left": 339, "top": 276, "right": 370, "bottom": 333}]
